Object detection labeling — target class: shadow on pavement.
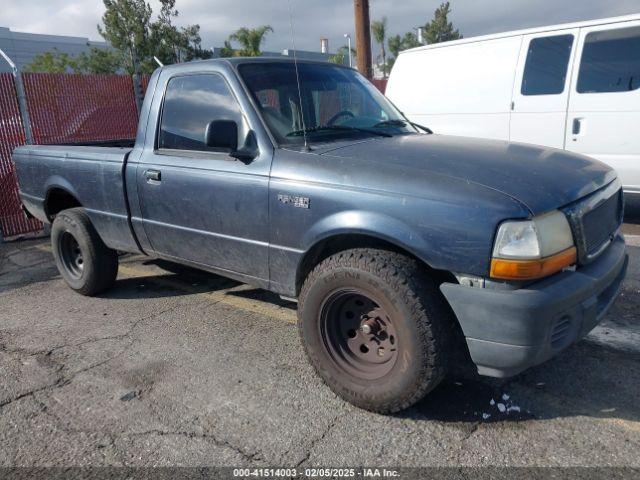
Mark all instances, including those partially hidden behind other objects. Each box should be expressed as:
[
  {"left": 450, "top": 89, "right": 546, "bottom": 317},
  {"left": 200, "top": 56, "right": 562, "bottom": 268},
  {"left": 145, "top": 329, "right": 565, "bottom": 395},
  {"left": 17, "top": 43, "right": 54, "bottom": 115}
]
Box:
[
  {"left": 397, "top": 332, "right": 640, "bottom": 425},
  {"left": 98, "top": 273, "right": 237, "bottom": 300},
  {"left": 0, "top": 239, "right": 60, "bottom": 295},
  {"left": 226, "top": 287, "right": 297, "bottom": 310}
]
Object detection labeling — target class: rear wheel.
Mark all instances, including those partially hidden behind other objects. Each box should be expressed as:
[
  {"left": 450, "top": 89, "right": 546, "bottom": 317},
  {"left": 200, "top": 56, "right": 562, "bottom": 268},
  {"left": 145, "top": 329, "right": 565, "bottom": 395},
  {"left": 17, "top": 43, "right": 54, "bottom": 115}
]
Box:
[
  {"left": 298, "top": 248, "right": 452, "bottom": 413},
  {"left": 51, "top": 208, "right": 118, "bottom": 296}
]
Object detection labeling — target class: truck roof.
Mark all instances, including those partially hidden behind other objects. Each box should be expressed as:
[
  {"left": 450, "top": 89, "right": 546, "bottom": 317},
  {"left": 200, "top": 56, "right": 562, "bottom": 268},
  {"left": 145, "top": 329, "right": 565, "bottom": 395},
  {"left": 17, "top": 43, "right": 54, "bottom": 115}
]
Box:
[
  {"left": 401, "top": 12, "right": 640, "bottom": 55},
  {"left": 159, "top": 56, "right": 350, "bottom": 73}
]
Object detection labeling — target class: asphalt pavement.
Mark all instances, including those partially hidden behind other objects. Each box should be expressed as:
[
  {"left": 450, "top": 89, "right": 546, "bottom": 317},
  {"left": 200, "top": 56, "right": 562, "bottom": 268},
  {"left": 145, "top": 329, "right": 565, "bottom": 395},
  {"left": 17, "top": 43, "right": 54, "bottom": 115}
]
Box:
[{"left": 0, "top": 224, "right": 639, "bottom": 471}]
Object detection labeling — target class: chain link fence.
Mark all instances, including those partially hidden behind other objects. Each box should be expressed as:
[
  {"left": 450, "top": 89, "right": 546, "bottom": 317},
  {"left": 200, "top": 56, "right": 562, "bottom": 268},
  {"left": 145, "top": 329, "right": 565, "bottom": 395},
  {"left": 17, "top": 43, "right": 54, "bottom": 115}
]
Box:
[{"left": 0, "top": 73, "right": 150, "bottom": 239}]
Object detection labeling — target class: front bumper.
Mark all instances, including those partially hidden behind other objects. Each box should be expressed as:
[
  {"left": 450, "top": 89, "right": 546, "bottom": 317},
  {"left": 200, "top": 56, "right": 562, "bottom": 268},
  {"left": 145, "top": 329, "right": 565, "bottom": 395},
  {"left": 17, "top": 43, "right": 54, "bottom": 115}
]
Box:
[{"left": 440, "top": 235, "right": 628, "bottom": 378}]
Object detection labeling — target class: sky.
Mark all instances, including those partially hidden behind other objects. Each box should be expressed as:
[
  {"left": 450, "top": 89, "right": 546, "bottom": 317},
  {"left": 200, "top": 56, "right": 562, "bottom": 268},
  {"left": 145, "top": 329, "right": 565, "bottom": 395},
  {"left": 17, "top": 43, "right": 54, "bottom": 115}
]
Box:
[{"left": 2, "top": 0, "right": 639, "bottom": 57}]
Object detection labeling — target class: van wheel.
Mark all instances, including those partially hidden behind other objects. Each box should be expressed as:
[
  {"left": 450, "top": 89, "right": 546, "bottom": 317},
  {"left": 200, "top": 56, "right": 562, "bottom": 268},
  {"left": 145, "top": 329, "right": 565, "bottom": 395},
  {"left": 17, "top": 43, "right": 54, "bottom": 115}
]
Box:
[
  {"left": 298, "top": 248, "right": 451, "bottom": 413},
  {"left": 51, "top": 208, "right": 118, "bottom": 296}
]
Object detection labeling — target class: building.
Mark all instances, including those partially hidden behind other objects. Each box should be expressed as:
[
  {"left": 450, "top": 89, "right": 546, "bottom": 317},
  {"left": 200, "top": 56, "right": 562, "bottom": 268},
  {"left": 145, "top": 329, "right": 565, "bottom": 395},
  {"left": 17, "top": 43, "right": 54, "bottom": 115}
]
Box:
[{"left": 0, "top": 27, "right": 110, "bottom": 73}]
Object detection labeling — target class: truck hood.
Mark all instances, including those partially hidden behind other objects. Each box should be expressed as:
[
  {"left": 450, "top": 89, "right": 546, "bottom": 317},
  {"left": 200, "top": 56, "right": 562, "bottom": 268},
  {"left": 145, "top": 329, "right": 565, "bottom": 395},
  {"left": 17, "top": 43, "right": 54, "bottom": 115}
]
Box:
[{"left": 317, "top": 134, "right": 617, "bottom": 215}]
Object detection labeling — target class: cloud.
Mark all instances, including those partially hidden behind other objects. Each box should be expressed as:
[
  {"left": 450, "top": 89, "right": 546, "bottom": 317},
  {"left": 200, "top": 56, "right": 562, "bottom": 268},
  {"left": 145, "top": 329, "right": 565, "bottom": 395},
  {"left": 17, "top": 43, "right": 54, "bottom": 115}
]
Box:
[
  {"left": 2, "top": 0, "right": 104, "bottom": 40},
  {"left": 1, "top": 0, "right": 638, "bottom": 57}
]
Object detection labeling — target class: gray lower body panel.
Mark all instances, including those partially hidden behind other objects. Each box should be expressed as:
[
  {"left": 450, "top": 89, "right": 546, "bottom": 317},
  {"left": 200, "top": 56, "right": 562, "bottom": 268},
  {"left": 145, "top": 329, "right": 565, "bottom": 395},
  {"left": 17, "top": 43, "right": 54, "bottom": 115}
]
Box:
[{"left": 440, "top": 236, "right": 628, "bottom": 378}]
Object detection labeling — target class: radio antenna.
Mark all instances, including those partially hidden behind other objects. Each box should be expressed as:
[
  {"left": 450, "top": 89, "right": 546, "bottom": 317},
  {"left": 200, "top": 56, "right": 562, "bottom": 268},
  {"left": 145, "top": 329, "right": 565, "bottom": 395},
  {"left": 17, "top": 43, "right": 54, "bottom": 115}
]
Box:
[{"left": 287, "top": 0, "right": 311, "bottom": 152}]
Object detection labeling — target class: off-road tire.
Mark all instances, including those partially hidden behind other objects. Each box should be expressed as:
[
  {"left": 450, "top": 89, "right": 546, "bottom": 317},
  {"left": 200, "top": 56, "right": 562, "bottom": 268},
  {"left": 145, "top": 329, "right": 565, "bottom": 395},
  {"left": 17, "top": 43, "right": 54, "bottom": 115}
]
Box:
[
  {"left": 51, "top": 207, "right": 118, "bottom": 296},
  {"left": 298, "top": 248, "right": 453, "bottom": 414}
]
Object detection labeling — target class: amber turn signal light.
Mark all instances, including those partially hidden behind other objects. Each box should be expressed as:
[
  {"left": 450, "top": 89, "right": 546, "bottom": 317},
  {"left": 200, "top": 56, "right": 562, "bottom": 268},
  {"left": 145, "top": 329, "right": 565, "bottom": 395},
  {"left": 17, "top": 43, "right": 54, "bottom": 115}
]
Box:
[{"left": 490, "top": 246, "right": 577, "bottom": 281}]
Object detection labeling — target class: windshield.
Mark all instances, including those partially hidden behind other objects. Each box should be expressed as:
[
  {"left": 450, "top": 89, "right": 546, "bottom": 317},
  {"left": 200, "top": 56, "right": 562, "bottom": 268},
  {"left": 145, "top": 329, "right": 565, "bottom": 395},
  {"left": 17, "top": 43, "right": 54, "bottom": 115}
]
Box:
[{"left": 238, "top": 62, "right": 417, "bottom": 145}]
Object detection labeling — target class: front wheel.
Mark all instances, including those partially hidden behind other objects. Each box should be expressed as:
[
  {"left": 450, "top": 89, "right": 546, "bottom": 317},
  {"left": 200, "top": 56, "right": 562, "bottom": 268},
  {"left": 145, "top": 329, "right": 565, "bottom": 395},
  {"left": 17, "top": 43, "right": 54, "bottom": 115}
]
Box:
[
  {"left": 51, "top": 208, "right": 118, "bottom": 296},
  {"left": 298, "top": 248, "right": 452, "bottom": 414}
]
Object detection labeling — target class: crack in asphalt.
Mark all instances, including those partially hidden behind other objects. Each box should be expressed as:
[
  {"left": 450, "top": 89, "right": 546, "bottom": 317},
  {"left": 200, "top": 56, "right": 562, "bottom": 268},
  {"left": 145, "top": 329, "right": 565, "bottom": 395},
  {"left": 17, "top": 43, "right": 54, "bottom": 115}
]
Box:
[
  {"left": 295, "top": 410, "right": 347, "bottom": 467},
  {"left": 34, "top": 400, "right": 263, "bottom": 465},
  {"left": 32, "top": 400, "right": 125, "bottom": 466},
  {"left": 460, "top": 421, "right": 481, "bottom": 442},
  {"left": 126, "top": 429, "right": 264, "bottom": 463},
  {"left": 0, "top": 304, "right": 184, "bottom": 412}
]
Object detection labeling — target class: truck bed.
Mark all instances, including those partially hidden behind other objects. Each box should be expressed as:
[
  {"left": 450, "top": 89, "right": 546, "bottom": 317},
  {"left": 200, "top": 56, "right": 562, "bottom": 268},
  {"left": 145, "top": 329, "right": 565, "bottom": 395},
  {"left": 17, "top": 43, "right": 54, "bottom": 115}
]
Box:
[{"left": 13, "top": 144, "right": 139, "bottom": 253}]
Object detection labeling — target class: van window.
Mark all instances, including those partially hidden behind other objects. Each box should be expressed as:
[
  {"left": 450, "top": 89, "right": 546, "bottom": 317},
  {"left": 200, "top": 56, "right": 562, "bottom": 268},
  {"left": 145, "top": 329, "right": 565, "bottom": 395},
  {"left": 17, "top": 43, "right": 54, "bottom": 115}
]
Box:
[
  {"left": 158, "top": 74, "right": 244, "bottom": 152},
  {"left": 577, "top": 26, "right": 640, "bottom": 94},
  {"left": 521, "top": 35, "right": 574, "bottom": 96}
]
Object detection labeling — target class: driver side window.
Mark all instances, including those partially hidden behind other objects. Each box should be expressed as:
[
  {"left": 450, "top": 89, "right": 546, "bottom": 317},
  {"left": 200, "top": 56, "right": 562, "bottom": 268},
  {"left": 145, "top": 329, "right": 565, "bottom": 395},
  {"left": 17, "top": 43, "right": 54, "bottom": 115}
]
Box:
[{"left": 158, "top": 74, "right": 245, "bottom": 152}]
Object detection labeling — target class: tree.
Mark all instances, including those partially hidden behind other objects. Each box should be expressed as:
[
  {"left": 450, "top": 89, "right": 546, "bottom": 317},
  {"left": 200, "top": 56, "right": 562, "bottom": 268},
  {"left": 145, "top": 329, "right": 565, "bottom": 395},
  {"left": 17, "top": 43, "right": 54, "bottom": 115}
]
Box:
[
  {"left": 98, "top": 0, "right": 211, "bottom": 74},
  {"left": 181, "top": 24, "right": 213, "bottom": 61},
  {"left": 384, "top": 3, "right": 462, "bottom": 71},
  {"left": 329, "top": 45, "right": 356, "bottom": 66},
  {"left": 152, "top": 0, "right": 183, "bottom": 64},
  {"left": 25, "top": 50, "right": 76, "bottom": 73},
  {"left": 25, "top": 47, "right": 122, "bottom": 74},
  {"left": 227, "top": 25, "right": 273, "bottom": 57},
  {"left": 218, "top": 40, "right": 236, "bottom": 58},
  {"left": 423, "top": 1, "right": 462, "bottom": 45},
  {"left": 371, "top": 17, "right": 388, "bottom": 78},
  {"left": 150, "top": 0, "right": 210, "bottom": 63},
  {"left": 98, "top": 0, "right": 153, "bottom": 74},
  {"left": 386, "top": 32, "right": 421, "bottom": 70},
  {"left": 76, "top": 47, "right": 123, "bottom": 73},
  {"left": 28, "top": 0, "right": 210, "bottom": 75}
]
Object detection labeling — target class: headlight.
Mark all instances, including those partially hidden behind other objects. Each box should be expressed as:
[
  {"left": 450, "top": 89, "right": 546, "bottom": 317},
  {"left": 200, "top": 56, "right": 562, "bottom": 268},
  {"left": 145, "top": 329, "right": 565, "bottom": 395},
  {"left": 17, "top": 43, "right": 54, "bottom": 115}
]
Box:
[{"left": 490, "top": 210, "right": 576, "bottom": 280}]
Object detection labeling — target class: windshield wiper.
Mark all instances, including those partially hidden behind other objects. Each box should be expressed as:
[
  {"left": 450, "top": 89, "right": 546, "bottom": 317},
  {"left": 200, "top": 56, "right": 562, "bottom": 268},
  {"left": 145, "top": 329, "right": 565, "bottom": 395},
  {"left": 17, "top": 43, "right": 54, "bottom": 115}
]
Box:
[
  {"left": 374, "top": 119, "right": 433, "bottom": 134},
  {"left": 373, "top": 119, "right": 408, "bottom": 128},
  {"left": 287, "top": 125, "right": 392, "bottom": 138},
  {"left": 411, "top": 122, "right": 433, "bottom": 134}
]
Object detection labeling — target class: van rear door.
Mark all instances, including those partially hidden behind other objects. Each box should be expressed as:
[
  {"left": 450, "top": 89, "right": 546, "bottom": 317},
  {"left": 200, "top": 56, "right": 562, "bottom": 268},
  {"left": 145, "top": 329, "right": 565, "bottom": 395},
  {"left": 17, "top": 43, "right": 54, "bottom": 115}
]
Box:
[
  {"left": 510, "top": 29, "right": 578, "bottom": 148},
  {"left": 564, "top": 21, "right": 640, "bottom": 194}
]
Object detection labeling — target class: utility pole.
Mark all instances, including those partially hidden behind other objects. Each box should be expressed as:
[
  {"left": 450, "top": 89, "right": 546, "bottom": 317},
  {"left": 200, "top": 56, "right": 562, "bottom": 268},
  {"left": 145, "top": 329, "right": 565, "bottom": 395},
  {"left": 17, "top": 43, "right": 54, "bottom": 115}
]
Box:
[{"left": 353, "top": 0, "right": 373, "bottom": 79}]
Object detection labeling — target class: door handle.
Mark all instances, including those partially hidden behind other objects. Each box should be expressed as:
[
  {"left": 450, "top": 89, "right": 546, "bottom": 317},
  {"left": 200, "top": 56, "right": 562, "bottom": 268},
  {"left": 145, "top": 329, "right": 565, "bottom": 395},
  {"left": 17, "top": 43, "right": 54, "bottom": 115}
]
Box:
[
  {"left": 145, "top": 169, "right": 161, "bottom": 182},
  {"left": 572, "top": 118, "right": 582, "bottom": 136}
]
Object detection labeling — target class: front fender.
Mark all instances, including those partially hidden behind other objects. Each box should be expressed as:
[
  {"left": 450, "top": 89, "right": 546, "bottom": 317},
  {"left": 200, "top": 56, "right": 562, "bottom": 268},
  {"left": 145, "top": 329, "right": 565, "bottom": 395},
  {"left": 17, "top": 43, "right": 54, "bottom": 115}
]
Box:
[{"left": 302, "top": 209, "right": 435, "bottom": 267}]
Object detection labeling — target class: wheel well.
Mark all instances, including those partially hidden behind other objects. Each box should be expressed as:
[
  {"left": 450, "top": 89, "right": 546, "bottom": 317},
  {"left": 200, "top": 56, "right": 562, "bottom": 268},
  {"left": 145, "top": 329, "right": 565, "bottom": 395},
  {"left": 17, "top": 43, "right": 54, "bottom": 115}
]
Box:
[
  {"left": 45, "top": 188, "right": 82, "bottom": 221},
  {"left": 295, "top": 233, "right": 472, "bottom": 374},
  {"left": 295, "top": 233, "right": 455, "bottom": 296}
]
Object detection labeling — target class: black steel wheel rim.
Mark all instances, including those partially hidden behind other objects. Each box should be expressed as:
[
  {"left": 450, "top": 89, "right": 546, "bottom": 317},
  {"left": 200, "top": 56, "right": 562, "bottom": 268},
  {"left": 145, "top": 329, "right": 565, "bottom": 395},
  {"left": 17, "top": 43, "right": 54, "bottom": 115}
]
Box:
[
  {"left": 319, "top": 289, "right": 399, "bottom": 380},
  {"left": 59, "top": 231, "right": 84, "bottom": 279}
]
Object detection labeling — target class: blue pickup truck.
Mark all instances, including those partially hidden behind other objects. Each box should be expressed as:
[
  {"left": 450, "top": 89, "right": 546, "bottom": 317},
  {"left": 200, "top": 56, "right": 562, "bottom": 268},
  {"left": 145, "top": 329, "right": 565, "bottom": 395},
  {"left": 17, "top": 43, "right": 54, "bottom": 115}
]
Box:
[{"left": 13, "top": 58, "right": 628, "bottom": 413}]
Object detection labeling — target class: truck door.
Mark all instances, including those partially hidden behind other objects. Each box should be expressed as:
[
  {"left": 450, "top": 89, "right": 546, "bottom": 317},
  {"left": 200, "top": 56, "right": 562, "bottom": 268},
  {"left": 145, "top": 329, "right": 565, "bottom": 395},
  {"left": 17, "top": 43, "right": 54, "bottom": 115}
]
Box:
[
  {"left": 510, "top": 29, "right": 578, "bottom": 148},
  {"left": 564, "top": 21, "right": 640, "bottom": 194},
  {"left": 137, "top": 73, "right": 271, "bottom": 279}
]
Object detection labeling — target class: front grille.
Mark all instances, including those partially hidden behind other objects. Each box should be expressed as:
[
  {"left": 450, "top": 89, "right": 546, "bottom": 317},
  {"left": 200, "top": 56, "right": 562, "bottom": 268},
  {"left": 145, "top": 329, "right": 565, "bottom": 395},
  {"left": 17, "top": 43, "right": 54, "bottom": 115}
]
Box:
[
  {"left": 582, "top": 190, "right": 622, "bottom": 255},
  {"left": 563, "top": 180, "right": 623, "bottom": 265}
]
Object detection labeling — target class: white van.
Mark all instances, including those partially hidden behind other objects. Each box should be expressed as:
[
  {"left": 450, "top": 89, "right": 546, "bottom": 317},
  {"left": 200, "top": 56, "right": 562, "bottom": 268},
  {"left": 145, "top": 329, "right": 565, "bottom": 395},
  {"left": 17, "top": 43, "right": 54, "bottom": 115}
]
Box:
[{"left": 386, "top": 14, "right": 640, "bottom": 197}]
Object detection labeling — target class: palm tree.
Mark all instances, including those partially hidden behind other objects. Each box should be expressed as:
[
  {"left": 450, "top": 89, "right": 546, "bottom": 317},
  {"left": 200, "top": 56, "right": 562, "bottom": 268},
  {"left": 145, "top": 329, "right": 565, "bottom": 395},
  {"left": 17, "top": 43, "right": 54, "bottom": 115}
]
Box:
[
  {"left": 371, "top": 17, "right": 388, "bottom": 78},
  {"left": 228, "top": 25, "right": 273, "bottom": 57}
]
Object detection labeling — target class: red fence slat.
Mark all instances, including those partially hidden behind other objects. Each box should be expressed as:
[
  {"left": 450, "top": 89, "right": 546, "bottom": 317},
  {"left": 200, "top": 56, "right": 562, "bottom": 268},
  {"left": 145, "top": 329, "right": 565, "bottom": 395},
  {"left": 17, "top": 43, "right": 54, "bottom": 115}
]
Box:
[
  {"left": 0, "top": 73, "right": 42, "bottom": 238},
  {"left": 140, "top": 74, "right": 151, "bottom": 95},
  {"left": 22, "top": 73, "right": 139, "bottom": 144}
]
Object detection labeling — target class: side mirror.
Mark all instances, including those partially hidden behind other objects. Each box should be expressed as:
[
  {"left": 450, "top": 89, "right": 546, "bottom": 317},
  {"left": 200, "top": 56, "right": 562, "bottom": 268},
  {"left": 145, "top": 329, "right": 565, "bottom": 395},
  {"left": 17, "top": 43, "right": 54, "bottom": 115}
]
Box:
[{"left": 204, "top": 120, "right": 238, "bottom": 151}]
